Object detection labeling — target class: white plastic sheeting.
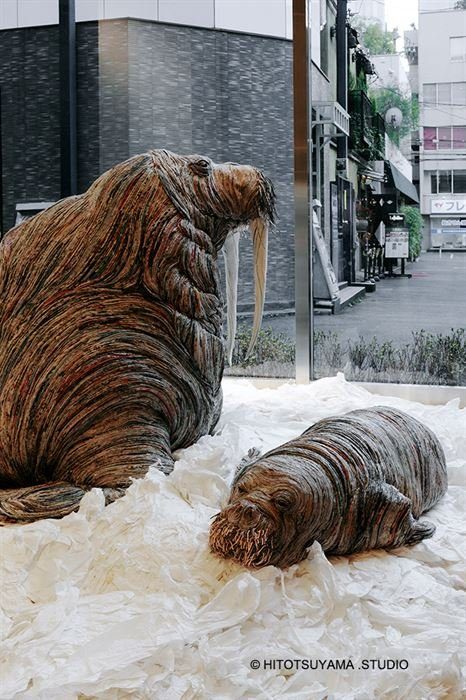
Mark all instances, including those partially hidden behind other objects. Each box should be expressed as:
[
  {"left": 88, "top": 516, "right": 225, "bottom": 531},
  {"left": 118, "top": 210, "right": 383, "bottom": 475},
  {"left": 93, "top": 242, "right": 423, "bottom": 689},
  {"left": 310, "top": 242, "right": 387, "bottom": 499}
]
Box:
[{"left": 1, "top": 374, "right": 465, "bottom": 699}]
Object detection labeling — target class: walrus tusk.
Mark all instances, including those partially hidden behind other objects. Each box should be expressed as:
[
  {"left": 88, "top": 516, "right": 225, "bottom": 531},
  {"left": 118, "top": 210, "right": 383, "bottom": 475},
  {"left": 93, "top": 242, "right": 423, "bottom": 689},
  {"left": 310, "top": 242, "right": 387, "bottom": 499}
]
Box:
[
  {"left": 246, "top": 217, "right": 268, "bottom": 358},
  {"left": 222, "top": 230, "right": 240, "bottom": 366}
]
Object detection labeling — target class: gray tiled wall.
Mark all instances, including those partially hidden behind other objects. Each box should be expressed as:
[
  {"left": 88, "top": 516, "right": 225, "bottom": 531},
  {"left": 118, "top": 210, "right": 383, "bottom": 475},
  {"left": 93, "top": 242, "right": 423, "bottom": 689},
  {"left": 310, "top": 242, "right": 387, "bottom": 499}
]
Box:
[
  {"left": 0, "top": 23, "right": 101, "bottom": 229},
  {"left": 124, "top": 20, "right": 294, "bottom": 311},
  {"left": 0, "top": 19, "right": 294, "bottom": 310},
  {"left": 0, "top": 25, "right": 61, "bottom": 230}
]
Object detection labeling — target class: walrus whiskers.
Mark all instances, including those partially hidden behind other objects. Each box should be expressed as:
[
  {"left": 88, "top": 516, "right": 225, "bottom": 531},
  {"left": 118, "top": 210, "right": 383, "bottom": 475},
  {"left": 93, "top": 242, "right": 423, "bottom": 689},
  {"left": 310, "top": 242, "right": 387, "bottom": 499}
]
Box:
[{"left": 209, "top": 407, "right": 447, "bottom": 569}]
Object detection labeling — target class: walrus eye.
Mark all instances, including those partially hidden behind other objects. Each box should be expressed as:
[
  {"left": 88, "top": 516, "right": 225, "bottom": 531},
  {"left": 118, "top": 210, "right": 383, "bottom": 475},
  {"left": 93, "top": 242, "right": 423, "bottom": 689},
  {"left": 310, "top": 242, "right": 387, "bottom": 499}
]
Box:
[
  {"left": 274, "top": 492, "right": 294, "bottom": 509},
  {"left": 189, "top": 159, "right": 211, "bottom": 177}
]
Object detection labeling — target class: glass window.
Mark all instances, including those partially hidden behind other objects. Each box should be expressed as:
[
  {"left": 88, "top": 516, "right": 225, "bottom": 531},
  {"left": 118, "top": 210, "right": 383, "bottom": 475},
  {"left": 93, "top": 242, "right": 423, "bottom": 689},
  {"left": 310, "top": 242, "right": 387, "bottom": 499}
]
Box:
[
  {"left": 438, "top": 126, "right": 452, "bottom": 149},
  {"left": 453, "top": 126, "right": 466, "bottom": 149},
  {"left": 452, "top": 82, "right": 466, "bottom": 105},
  {"left": 453, "top": 170, "right": 466, "bottom": 193},
  {"left": 423, "top": 126, "right": 437, "bottom": 149},
  {"left": 430, "top": 171, "right": 438, "bottom": 193},
  {"left": 450, "top": 36, "right": 466, "bottom": 62},
  {"left": 320, "top": 1, "right": 329, "bottom": 75},
  {"left": 438, "top": 171, "right": 452, "bottom": 193},
  {"left": 423, "top": 83, "right": 436, "bottom": 104},
  {"left": 437, "top": 83, "right": 451, "bottom": 104}
]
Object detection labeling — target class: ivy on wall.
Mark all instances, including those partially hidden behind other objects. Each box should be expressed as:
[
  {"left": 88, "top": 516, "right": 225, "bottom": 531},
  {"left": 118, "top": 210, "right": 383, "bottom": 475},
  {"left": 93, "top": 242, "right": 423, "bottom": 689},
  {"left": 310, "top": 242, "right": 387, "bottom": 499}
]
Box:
[{"left": 401, "top": 204, "right": 423, "bottom": 260}]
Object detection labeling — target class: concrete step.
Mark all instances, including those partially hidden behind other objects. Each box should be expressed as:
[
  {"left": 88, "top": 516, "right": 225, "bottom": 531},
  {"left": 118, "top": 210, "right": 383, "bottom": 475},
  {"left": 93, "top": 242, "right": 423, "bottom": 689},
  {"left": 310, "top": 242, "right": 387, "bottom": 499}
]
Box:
[
  {"left": 338, "top": 285, "right": 366, "bottom": 309},
  {"left": 314, "top": 284, "right": 366, "bottom": 315}
]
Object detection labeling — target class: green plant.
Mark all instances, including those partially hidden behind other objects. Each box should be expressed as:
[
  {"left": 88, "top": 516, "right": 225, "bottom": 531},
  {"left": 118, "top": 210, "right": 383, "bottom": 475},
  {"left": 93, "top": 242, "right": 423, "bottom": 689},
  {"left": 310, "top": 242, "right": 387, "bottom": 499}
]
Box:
[
  {"left": 229, "top": 325, "right": 465, "bottom": 387},
  {"left": 348, "top": 69, "right": 368, "bottom": 93},
  {"left": 360, "top": 23, "right": 397, "bottom": 55},
  {"left": 403, "top": 329, "right": 466, "bottom": 384},
  {"left": 400, "top": 204, "right": 423, "bottom": 260},
  {"left": 346, "top": 330, "right": 466, "bottom": 385},
  {"left": 314, "top": 331, "right": 344, "bottom": 368},
  {"left": 231, "top": 325, "right": 295, "bottom": 367}
]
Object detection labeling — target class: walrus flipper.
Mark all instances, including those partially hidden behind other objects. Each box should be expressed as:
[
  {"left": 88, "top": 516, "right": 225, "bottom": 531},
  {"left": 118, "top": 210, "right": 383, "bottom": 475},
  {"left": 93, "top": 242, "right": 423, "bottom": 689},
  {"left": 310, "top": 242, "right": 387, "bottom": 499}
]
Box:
[
  {"left": 0, "top": 482, "right": 87, "bottom": 524},
  {"left": 362, "top": 482, "right": 436, "bottom": 552}
]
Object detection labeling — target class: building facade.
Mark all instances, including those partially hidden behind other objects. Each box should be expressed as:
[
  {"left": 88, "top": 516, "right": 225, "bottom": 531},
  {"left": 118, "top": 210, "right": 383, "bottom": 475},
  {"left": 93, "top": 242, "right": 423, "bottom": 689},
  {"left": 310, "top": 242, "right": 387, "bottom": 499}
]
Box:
[
  {"left": 0, "top": 0, "right": 294, "bottom": 36},
  {"left": 418, "top": 5, "right": 466, "bottom": 249},
  {"left": 0, "top": 3, "right": 295, "bottom": 312}
]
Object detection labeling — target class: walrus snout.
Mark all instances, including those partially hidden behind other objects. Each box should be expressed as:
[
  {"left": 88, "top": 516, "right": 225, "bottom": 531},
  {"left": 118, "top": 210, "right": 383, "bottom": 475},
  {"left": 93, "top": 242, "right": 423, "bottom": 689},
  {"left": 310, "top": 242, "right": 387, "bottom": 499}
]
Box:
[
  {"left": 226, "top": 500, "right": 262, "bottom": 528},
  {"left": 211, "top": 163, "right": 276, "bottom": 224}
]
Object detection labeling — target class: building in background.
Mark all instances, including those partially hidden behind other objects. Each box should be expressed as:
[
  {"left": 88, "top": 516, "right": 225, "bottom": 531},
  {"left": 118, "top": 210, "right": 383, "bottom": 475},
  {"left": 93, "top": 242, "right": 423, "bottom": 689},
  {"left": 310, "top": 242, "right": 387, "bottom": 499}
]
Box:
[
  {"left": 348, "top": 0, "right": 386, "bottom": 27},
  {"left": 404, "top": 27, "right": 420, "bottom": 192},
  {"left": 418, "top": 4, "right": 466, "bottom": 249},
  {"left": 419, "top": 0, "right": 459, "bottom": 11}
]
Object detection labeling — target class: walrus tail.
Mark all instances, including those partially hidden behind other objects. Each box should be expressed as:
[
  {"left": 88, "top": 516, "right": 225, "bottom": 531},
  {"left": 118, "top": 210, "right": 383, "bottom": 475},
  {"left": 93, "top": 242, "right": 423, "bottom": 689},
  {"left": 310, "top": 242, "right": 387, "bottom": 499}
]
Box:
[{"left": 0, "top": 481, "right": 88, "bottom": 525}]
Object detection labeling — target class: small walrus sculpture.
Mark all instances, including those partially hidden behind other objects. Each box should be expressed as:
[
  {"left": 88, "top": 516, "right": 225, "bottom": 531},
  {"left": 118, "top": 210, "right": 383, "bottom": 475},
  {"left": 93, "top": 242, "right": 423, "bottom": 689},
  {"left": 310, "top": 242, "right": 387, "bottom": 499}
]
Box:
[
  {"left": 0, "top": 150, "right": 275, "bottom": 523},
  {"left": 209, "top": 407, "right": 448, "bottom": 568}
]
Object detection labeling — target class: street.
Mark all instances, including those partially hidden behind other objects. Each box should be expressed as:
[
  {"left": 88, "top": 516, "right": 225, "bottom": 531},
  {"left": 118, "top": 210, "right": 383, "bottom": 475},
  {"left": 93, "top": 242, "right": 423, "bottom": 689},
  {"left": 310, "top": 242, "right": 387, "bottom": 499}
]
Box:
[
  {"left": 228, "top": 251, "right": 466, "bottom": 384},
  {"left": 263, "top": 251, "right": 466, "bottom": 345}
]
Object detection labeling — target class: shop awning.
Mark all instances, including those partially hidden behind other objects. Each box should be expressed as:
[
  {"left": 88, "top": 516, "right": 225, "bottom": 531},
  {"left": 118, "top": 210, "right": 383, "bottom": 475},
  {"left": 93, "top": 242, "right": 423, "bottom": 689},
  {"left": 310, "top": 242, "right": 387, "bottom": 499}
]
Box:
[{"left": 386, "top": 163, "right": 419, "bottom": 204}]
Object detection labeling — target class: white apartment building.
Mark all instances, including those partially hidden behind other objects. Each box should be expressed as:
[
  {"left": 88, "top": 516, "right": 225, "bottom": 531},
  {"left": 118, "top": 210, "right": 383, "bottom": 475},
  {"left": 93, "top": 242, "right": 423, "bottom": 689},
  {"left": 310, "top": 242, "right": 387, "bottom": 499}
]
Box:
[
  {"left": 419, "top": 0, "right": 458, "bottom": 11},
  {"left": 419, "top": 5, "right": 466, "bottom": 248}
]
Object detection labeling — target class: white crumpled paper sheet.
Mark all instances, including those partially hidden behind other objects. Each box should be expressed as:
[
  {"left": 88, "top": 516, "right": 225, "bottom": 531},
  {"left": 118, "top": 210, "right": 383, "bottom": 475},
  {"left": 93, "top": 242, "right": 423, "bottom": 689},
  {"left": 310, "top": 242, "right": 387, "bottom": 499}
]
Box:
[{"left": 1, "top": 374, "right": 465, "bottom": 699}]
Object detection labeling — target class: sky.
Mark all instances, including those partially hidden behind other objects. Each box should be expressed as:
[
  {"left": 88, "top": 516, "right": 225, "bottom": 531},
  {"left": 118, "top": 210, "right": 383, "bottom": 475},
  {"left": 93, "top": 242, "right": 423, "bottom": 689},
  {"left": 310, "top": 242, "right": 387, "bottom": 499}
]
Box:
[{"left": 384, "top": 0, "right": 419, "bottom": 32}]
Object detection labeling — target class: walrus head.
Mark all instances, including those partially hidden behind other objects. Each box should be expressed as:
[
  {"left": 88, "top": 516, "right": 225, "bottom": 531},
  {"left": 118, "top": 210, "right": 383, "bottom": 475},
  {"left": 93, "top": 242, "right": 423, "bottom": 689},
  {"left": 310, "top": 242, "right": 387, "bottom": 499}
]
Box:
[
  {"left": 209, "top": 461, "right": 314, "bottom": 569},
  {"left": 150, "top": 150, "right": 276, "bottom": 361}
]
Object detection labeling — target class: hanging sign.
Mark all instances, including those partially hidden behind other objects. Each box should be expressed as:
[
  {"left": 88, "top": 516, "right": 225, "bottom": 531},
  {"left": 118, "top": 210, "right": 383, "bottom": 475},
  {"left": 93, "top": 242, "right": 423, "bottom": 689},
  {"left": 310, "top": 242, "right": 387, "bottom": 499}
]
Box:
[{"left": 387, "top": 212, "right": 405, "bottom": 226}]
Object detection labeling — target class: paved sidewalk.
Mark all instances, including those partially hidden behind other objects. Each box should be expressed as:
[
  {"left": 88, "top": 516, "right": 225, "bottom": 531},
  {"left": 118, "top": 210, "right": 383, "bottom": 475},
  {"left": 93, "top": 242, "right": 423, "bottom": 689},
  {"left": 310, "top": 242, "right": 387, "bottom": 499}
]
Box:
[{"left": 263, "top": 251, "right": 466, "bottom": 345}]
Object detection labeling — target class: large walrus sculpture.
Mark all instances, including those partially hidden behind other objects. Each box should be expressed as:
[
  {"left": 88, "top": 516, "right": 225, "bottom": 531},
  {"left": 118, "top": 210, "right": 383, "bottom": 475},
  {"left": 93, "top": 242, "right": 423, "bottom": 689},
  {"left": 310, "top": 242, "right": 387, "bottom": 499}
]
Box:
[
  {"left": 0, "top": 150, "right": 275, "bottom": 523},
  {"left": 210, "top": 407, "right": 448, "bottom": 568}
]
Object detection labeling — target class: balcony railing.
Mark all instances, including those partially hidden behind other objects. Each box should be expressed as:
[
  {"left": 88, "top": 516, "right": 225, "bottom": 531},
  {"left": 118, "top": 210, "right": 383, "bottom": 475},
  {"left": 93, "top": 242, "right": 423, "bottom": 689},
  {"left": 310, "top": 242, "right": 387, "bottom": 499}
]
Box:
[{"left": 349, "top": 90, "right": 386, "bottom": 161}]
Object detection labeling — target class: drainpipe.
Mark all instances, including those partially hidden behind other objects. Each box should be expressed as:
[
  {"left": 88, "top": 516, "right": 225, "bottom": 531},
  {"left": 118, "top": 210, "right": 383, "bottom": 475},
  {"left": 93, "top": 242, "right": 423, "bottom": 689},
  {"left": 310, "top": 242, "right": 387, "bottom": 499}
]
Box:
[{"left": 59, "top": 0, "right": 77, "bottom": 197}]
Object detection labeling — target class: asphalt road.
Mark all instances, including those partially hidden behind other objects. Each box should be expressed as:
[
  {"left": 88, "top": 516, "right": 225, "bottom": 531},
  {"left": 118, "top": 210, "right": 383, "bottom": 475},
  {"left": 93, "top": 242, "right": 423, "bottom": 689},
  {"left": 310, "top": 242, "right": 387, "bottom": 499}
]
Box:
[{"left": 262, "top": 251, "right": 466, "bottom": 346}]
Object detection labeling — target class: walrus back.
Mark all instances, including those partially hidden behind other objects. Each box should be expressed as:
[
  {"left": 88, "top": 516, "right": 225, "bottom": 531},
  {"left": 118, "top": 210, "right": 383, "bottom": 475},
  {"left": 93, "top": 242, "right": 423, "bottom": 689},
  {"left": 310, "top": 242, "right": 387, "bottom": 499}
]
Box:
[{"left": 304, "top": 406, "right": 448, "bottom": 516}]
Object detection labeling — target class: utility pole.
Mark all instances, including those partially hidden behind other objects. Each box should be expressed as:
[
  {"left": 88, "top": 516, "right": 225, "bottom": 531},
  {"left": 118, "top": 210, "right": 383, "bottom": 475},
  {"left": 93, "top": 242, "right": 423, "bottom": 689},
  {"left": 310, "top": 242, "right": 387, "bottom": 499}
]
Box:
[{"left": 59, "top": 0, "right": 77, "bottom": 197}]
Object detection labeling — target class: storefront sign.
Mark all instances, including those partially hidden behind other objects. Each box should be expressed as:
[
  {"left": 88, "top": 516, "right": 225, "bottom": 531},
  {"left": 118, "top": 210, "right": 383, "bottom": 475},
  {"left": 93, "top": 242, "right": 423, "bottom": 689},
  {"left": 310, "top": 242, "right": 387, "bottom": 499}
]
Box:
[
  {"left": 368, "top": 193, "right": 396, "bottom": 218},
  {"left": 388, "top": 212, "right": 405, "bottom": 226},
  {"left": 438, "top": 218, "right": 466, "bottom": 228},
  {"left": 431, "top": 199, "right": 466, "bottom": 214},
  {"left": 385, "top": 228, "right": 409, "bottom": 259},
  {"left": 431, "top": 217, "right": 466, "bottom": 247}
]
